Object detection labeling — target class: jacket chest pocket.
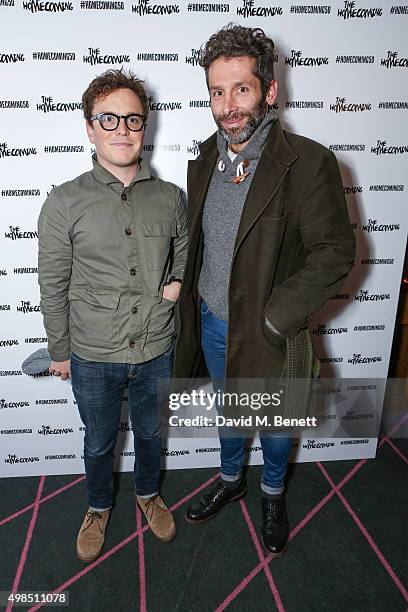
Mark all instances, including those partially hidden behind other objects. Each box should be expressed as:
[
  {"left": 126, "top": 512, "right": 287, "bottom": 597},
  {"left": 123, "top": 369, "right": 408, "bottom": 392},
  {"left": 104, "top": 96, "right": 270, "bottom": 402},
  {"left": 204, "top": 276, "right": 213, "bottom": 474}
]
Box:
[
  {"left": 68, "top": 288, "right": 120, "bottom": 349},
  {"left": 142, "top": 219, "right": 177, "bottom": 271}
]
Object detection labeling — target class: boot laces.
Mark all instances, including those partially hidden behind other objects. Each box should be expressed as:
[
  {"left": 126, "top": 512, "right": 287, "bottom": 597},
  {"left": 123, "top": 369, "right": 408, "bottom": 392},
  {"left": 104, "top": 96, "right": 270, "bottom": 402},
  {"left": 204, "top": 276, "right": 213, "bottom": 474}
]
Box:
[
  {"left": 144, "top": 495, "right": 164, "bottom": 521},
  {"left": 265, "top": 500, "right": 282, "bottom": 525},
  {"left": 84, "top": 510, "right": 103, "bottom": 533}
]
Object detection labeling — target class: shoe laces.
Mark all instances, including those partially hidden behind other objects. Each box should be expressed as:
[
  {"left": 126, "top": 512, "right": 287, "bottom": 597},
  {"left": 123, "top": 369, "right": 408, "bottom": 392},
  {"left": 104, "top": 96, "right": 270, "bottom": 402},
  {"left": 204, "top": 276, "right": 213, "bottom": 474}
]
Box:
[
  {"left": 203, "top": 480, "right": 227, "bottom": 502},
  {"left": 264, "top": 499, "right": 282, "bottom": 524},
  {"left": 143, "top": 495, "right": 164, "bottom": 521},
  {"left": 84, "top": 510, "right": 103, "bottom": 533}
]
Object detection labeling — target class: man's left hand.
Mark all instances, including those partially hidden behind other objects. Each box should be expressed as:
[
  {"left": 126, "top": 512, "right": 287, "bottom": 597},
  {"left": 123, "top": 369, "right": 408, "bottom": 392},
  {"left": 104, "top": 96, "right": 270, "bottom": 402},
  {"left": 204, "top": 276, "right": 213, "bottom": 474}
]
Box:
[{"left": 163, "top": 281, "right": 181, "bottom": 302}]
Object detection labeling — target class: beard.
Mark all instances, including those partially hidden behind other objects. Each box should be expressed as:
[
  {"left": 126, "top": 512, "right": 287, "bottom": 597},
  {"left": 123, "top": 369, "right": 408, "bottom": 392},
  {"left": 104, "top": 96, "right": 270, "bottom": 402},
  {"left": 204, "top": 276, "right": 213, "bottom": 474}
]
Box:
[{"left": 214, "top": 97, "right": 267, "bottom": 145}]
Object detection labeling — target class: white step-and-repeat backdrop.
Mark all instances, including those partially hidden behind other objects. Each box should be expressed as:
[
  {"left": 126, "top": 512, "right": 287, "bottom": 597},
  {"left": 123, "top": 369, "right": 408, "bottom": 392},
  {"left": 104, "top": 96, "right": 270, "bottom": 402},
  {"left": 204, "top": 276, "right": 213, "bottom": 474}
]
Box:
[{"left": 0, "top": 0, "right": 407, "bottom": 476}]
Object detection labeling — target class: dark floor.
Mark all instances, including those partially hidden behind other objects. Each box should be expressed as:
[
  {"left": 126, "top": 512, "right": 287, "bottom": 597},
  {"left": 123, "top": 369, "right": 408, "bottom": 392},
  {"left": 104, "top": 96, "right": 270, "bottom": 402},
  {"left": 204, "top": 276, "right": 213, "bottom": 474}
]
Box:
[{"left": 0, "top": 432, "right": 407, "bottom": 612}]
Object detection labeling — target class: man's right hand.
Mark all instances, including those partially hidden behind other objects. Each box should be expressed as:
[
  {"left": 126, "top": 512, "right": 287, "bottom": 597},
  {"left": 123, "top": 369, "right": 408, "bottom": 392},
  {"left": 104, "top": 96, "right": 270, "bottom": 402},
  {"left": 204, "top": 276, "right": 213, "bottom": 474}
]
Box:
[{"left": 49, "top": 359, "right": 71, "bottom": 380}]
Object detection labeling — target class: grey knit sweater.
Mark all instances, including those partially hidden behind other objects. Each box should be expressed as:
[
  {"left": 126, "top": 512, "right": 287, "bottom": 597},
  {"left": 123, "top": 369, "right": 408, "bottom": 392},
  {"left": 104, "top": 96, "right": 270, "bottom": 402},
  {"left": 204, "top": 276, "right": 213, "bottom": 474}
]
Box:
[{"left": 198, "top": 111, "right": 278, "bottom": 321}]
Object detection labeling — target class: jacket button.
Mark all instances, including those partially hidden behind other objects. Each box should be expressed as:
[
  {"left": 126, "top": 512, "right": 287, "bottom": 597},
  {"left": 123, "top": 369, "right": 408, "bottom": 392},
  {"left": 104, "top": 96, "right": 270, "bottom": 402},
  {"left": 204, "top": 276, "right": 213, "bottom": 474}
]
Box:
[
  {"left": 131, "top": 306, "right": 137, "bottom": 314},
  {"left": 129, "top": 340, "right": 135, "bottom": 348},
  {"left": 130, "top": 268, "right": 136, "bottom": 276},
  {"left": 121, "top": 193, "right": 127, "bottom": 201},
  {"left": 125, "top": 228, "right": 132, "bottom": 236}
]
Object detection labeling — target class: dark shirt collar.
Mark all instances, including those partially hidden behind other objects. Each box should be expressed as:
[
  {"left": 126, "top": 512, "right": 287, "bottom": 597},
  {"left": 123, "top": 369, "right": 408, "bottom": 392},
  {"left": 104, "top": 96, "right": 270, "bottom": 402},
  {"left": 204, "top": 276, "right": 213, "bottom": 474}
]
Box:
[{"left": 91, "top": 154, "right": 151, "bottom": 187}]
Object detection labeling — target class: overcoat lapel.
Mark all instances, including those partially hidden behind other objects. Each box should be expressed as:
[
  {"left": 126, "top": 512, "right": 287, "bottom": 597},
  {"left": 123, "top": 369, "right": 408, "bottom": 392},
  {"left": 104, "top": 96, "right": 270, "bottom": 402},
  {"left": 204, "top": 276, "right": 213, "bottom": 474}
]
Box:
[
  {"left": 184, "top": 135, "right": 218, "bottom": 291},
  {"left": 233, "top": 120, "right": 298, "bottom": 256}
]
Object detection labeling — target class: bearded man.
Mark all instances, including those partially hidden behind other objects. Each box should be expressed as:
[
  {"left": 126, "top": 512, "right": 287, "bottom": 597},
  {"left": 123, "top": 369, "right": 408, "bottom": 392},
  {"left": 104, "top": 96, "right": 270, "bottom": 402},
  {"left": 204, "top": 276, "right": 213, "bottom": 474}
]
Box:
[{"left": 174, "top": 24, "right": 355, "bottom": 555}]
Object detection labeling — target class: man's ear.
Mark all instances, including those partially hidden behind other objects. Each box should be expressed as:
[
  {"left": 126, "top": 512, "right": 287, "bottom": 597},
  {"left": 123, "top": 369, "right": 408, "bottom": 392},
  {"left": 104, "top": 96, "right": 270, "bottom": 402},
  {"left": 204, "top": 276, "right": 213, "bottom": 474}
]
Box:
[
  {"left": 86, "top": 120, "right": 95, "bottom": 144},
  {"left": 265, "top": 80, "right": 278, "bottom": 106}
]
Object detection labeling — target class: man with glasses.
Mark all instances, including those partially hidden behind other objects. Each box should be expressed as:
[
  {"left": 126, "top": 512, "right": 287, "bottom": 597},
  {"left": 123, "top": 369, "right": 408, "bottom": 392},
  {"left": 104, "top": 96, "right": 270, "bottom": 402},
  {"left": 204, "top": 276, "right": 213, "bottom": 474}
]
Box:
[{"left": 38, "top": 69, "right": 187, "bottom": 562}]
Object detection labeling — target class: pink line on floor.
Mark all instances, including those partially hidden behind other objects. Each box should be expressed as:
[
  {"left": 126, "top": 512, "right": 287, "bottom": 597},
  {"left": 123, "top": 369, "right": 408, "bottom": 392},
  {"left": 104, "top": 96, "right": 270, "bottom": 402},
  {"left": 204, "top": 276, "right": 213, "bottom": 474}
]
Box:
[
  {"left": 216, "top": 487, "right": 335, "bottom": 611},
  {"left": 335, "top": 459, "right": 367, "bottom": 489},
  {"left": 288, "top": 488, "right": 335, "bottom": 541},
  {"left": 215, "top": 456, "right": 370, "bottom": 610},
  {"left": 28, "top": 473, "right": 221, "bottom": 611},
  {"left": 7, "top": 476, "right": 45, "bottom": 612},
  {"left": 380, "top": 411, "right": 408, "bottom": 445},
  {"left": 239, "top": 500, "right": 285, "bottom": 612},
  {"left": 385, "top": 439, "right": 408, "bottom": 465},
  {"left": 317, "top": 462, "right": 408, "bottom": 604},
  {"left": 29, "top": 528, "right": 146, "bottom": 611},
  {"left": 0, "top": 476, "right": 85, "bottom": 528},
  {"left": 136, "top": 505, "right": 147, "bottom": 612},
  {"left": 215, "top": 563, "right": 267, "bottom": 612}
]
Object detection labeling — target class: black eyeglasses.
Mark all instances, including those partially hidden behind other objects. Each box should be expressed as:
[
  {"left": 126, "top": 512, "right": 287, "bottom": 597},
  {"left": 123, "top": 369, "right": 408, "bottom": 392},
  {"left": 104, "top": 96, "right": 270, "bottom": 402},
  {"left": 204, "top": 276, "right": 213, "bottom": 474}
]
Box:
[{"left": 89, "top": 112, "right": 146, "bottom": 132}]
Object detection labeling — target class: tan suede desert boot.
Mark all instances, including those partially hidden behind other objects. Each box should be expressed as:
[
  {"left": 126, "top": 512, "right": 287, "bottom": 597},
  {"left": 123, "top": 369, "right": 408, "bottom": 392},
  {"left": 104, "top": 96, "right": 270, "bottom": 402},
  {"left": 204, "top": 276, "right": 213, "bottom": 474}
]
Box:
[
  {"left": 76, "top": 508, "right": 110, "bottom": 563},
  {"left": 137, "top": 495, "right": 176, "bottom": 542}
]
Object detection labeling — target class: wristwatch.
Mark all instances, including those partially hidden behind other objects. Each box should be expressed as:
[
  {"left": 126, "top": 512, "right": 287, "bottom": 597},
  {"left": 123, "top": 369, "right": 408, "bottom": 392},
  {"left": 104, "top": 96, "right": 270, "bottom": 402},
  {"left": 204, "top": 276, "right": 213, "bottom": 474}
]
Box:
[{"left": 164, "top": 274, "right": 182, "bottom": 286}]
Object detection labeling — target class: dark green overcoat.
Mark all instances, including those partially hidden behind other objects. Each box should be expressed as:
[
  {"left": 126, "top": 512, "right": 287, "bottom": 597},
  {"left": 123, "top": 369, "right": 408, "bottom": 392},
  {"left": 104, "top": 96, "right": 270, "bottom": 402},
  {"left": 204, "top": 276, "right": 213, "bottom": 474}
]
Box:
[{"left": 174, "top": 120, "right": 355, "bottom": 388}]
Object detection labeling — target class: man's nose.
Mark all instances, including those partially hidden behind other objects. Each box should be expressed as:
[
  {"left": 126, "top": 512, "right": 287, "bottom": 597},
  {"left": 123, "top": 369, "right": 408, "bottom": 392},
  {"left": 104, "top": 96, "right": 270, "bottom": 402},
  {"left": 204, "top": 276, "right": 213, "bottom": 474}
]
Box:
[
  {"left": 223, "top": 91, "right": 238, "bottom": 116},
  {"left": 116, "top": 116, "right": 129, "bottom": 135}
]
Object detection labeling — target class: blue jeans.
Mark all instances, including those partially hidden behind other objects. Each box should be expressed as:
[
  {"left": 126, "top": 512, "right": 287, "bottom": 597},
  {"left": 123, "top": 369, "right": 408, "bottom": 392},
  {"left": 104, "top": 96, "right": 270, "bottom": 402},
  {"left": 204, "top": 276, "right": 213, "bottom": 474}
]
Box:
[
  {"left": 200, "top": 300, "right": 292, "bottom": 495},
  {"left": 71, "top": 346, "right": 173, "bottom": 509}
]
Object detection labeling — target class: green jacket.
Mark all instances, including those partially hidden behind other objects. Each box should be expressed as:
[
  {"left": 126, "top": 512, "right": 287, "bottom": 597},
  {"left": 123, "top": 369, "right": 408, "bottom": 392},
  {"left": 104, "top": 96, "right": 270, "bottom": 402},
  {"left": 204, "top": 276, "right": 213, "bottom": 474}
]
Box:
[{"left": 38, "top": 157, "right": 187, "bottom": 363}]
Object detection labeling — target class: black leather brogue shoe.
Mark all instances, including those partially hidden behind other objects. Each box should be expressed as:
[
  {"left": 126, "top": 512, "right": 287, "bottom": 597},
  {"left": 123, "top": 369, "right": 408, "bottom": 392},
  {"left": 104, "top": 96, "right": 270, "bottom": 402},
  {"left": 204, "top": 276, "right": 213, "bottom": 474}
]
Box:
[
  {"left": 185, "top": 478, "right": 247, "bottom": 524},
  {"left": 261, "top": 496, "right": 289, "bottom": 556}
]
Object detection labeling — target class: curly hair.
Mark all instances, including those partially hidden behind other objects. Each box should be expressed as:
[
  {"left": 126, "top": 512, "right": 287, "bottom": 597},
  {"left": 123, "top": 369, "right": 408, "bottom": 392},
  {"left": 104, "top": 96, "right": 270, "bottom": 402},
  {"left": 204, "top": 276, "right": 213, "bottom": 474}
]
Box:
[
  {"left": 199, "top": 23, "right": 275, "bottom": 99},
  {"left": 82, "top": 68, "right": 149, "bottom": 122}
]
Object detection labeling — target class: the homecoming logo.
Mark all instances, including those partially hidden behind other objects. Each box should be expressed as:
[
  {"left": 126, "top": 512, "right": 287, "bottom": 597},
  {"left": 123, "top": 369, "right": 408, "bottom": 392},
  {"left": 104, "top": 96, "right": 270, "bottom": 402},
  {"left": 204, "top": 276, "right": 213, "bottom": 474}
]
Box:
[
  {"left": 330, "top": 97, "right": 371, "bottom": 113},
  {"left": 0, "top": 52, "right": 24, "bottom": 63},
  {"left": 361, "top": 218, "right": 400, "bottom": 233},
  {"left": 131, "top": 0, "right": 179, "bottom": 14},
  {"left": 161, "top": 448, "right": 190, "bottom": 457},
  {"left": 5, "top": 453, "right": 39, "bottom": 464},
  {"left": 348, "top": 353, "right": 382, "bottom": 364},
  {"left": 22, "top": 0, "right": 73, "bottom": 11},
  {"left": 0, "top": 143, "right": 36, "bottom": 158},
  {"left": 285, "top": 50, "right": 328, "bottom": 67},
  {"left": 148, "top": 96, "right": 182, "bottom": 111},
  {"left": 83, "top": 47, "right": 130, "bottom": 65},
  {"left": 380, "top": 51, "right": 408, "bottom": 68},
  {"left": 337, "top": 1, "right": 381, "bottom": 18},
  {"left": 36, "top": 96, "right": 82, "bottom": 113},
  {"left": 187, "top": 139, "right": 202, "bottom": 155},
  {"left": 342, "top": 410, "right": 374, "bottom": 420},
  {"left": 0, "top": 339, "right": 18, "bottom": 347},
  {"left": 38, "top": 424, "right": 74, "bottom": 435},
  {"left": 343, "top": 185, "right": 363, "bottom": 194},
  {"left": 237, "top": 0, "right": 283, "bottom": 17},
  {"left": 312, "top": 323, "right": 348, "bottom": 335},
  {"left": 16, "top": 300, "right": 41, "bottom": 313},
  {"left": 4, "top": 226, "right": 38, "bottom": 240},
  {"left": 185, "top": 48, "right": 201, "bottom": 67},
  {"left": 354, "top": 289, "right": 390, "bottom": 302},
  {"left": 0, "top": 398, "right": 30, "bottom": 409},
  {"left": 302, "top": 439, "right": 335, "bottom": 449},
  {"left": 371, "top": 140, "right": 408, "bottom": 155}
]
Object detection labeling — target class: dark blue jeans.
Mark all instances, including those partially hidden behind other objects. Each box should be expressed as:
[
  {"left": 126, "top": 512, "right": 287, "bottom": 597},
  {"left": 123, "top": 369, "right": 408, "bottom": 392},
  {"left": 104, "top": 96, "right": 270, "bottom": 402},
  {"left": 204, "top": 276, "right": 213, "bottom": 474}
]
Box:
[
  {"left": 71, "top": 346, "right": 173, "bottom": 509},
  {"left": 200, "top": 300, "right": 292, "bottom": 495}
]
